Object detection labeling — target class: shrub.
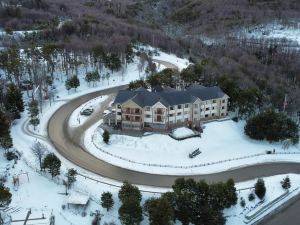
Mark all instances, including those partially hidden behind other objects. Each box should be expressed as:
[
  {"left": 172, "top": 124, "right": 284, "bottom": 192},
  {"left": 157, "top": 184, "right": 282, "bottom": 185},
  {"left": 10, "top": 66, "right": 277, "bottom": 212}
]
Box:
[
  {"left": 281, "top": 176, "right": 291, "bottom": 190},
  {"left": 101, "top": 192, "right": 114, "bottom": 211},
  {"left": 248, "top": 193, "right": 255, "bottom": 201},
  {"left": 240, "top": 198, "right": 246, "bottom": 208},
  {"left": 102, "top": 130, "right": 110, "bottom": 144},
  {"left": 6, "top": 151, "right": 18, "bottom": 161},
  {"left": 255, "top": 179, "right": 266, "bottom": 200}
]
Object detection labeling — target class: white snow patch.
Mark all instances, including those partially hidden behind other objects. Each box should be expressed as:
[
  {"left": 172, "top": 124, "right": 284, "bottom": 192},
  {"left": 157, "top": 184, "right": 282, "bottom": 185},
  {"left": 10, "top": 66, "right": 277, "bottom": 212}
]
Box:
[
  {"left": 172, "top": 127, "right": 196, "bottom": 138},
  {"left": 69, "top": 95, "right": 108, "bottom": 128},
  {"left": 84, "top": 120, "right": 300, "bottom": 175}
]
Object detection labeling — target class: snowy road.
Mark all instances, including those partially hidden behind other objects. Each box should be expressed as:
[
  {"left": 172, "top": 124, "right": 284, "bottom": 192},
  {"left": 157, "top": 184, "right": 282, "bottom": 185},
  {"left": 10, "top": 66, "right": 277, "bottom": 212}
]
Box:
[{"left": 46, "top": 84, "right": 300, "bottom": 187}]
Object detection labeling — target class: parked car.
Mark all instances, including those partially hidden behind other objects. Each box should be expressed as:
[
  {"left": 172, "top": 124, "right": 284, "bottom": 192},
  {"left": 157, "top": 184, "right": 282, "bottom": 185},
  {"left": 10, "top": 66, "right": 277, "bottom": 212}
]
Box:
[
  {"left": 80, "top": 108, "right": 94, "bottom": 116},
  {"left": 189, "top": 148, "right": 201, "bottom": 158}
]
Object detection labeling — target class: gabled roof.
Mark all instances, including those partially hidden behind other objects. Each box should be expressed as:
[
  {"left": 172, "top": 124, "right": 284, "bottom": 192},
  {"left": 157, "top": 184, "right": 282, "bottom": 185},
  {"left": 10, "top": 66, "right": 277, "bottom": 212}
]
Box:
[
  {"left": 187, "top": 85, "right": 226, "bottom": 100},
  {"left": 113, "top": 85, "right": 227, "bottom": 107}
]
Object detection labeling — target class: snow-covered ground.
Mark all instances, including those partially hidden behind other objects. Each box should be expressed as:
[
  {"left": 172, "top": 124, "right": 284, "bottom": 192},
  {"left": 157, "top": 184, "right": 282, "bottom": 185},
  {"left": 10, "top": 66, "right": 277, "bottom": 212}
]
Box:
[
  {"left": 239, "top": 22, "right": 300, "bottom": 45},
  {"left": 137, "top": 45, "right": 190, "bottom": 71},
  {"left": 1, "top": 47, "right": 189, "bottom": 224},
  {"left": 84, "top": 120, "right": 300, "bottom": 175},
  {"left": 2, "top": 147, "right": 300, "bottom": 225},
  {"left": 171, "top": 127, "right": 196, "bottom": 138},
  {"left": 226, "top": 174, "right": 300, "bottom": 225},
  {"left": 69, "top": 95, "right": 108, "bottom": 128},
  {"left": 4, "top": 43, "right": 300, "bottom": 225},
  {"left": 198, "top": 21, "right": 300, "bottom": 46}
]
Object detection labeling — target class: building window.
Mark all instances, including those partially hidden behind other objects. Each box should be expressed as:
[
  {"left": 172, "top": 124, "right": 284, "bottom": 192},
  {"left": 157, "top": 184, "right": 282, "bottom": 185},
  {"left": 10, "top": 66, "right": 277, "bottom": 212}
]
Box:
[
  {"left": 177, "top": 112, "right": 182, "bottom": 116},
  {"left": 145, "top": 115, "right": 151, "bottom": 118},
  {"left": 169, "top": 114, "right": 174, "bottom": 117},
  {"left": 212, "top": 113, "right": 215, "bottom": 116},
  {"left": 212, "top": 107, "right": 215, "bottom": 110},
  {"left": 206, "top": 107, "right": 209, "bottom": 111},
  {"left": 221, "top": 113, "right": 224, "bottom": 116},
  {"left": 145, "top": 106, "right": 151, "bottom": 111},
  {"left": 117, "top": 105, "right": 121, "bottom": 109},
  {"left": 117, "top": 112, "right": 121, "bottom": 115},
  {"left": 194, "top": 104, "right": 198, "bottom": 108},
  {"left": 185, "top": 104, "right": 189, "bottom": 108},
  {"left": 222, "top": 99, "right": 226, "bottom": 103},
  {"left": 170, "top": 106, "right": 174, "bottom": 110},
  {"left": 213, "top": 100, "right": 217, "bottom": 103},
  {"left": 177, "top": 105, "right": 182, "bottom": 109},
  {"left": 205, "top": 114, "right": 208, "bottom": 118},
  {"left": 222, "top": 106, "right": 225, "bottom": 110}
]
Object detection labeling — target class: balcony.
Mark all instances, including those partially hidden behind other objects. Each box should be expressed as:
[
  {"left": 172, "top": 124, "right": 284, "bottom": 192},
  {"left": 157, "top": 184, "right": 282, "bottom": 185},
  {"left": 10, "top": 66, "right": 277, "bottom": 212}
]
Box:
[
  {"left": 154, "top": 109, "right": 165, "bottom": 115},
  {"left": 122, "top": 108, "right": 142, "bottom": 115},
  {"left": 122, "top": 115, "right": 141, "bottom": 122}
]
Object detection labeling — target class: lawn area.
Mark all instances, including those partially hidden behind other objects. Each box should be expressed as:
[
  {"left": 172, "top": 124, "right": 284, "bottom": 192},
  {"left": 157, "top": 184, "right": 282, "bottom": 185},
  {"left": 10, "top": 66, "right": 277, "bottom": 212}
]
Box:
[{"left": 84, "top": 120, "right": 300, "bottom": 175}]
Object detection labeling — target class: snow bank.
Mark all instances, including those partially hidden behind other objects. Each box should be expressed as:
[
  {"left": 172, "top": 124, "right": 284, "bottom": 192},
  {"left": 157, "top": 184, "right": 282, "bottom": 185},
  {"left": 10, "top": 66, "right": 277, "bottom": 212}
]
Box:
[{"left": 172, "top": 127, "right": 195, "bottom": 138}]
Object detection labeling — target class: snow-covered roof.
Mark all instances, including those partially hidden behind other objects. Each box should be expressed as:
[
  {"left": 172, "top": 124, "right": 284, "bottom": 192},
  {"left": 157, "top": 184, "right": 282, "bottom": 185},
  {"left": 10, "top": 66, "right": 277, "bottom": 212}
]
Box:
[{"left": 66, "top": 192, "right": 89, "bottom": 205}]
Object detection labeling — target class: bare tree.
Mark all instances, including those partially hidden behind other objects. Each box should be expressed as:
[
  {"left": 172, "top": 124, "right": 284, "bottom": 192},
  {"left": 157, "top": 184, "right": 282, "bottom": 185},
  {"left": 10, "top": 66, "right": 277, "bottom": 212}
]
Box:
[{"left": 31, "top": 141, "right": 47, "bottom": 171}]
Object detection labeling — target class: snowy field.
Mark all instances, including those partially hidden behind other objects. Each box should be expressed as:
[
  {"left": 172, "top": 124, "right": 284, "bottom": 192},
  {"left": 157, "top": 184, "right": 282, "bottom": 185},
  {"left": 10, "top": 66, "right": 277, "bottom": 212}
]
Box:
[
  {"left": 0, "top": 47, "right": 189, "bottom": 224},
  {"left": 239, "top": 22, "right": 300, "bottom": 45},
  {"left": 2, "top": 146, "right": 300, "bottom": 225},
  {"left": 4, "top": 43, "right": 300, "bottom": 225},
  {"left": 69, "top": 95, "right": 109, "bottom": 128},
  {"left": 226, "top": 174, "right": 300, "bottom": 225},
  {"left": 84, "top": 120, "right": 300, "bottom": 175}
]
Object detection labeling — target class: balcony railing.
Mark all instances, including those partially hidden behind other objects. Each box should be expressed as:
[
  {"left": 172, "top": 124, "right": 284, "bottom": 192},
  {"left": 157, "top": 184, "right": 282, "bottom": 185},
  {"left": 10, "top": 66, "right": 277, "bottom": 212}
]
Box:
[
  {"left": 154, "top": 109, "right": 164, "bottom": 115},
  {"left": 122, "top": 109, "right": 142, "bottom": 115}
]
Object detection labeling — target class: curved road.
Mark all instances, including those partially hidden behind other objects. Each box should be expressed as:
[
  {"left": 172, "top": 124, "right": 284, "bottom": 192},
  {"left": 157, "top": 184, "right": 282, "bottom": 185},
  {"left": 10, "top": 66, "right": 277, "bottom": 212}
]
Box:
[{"left": 47, "top": 86, "right": 300, "bottom": 188}]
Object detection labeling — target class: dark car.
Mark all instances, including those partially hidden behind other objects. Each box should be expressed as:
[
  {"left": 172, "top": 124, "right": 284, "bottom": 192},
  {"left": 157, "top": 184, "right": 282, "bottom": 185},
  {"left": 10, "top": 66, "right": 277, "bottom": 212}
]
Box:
[
  {"left": 80, "top": 108, "right": 94, "bottom": 116},
  {"left": 189, "top": 148, "right": 201, "bottom": 158}
]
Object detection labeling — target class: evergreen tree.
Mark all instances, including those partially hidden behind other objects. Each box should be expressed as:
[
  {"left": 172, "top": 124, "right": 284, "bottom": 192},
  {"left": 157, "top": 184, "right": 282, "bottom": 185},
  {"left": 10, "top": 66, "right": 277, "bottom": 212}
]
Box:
[
  {"left": 102, "top": 130, "right": 110, "bottom": 144},
  {"left": 144, "top": 197, "right": 174, "bottom": 225},
  {"left": 28, "top": 100, "right": 39, "bottom": 130},
  {"left": 104, "top": 53, "right": 121, "bottom": 73},
  {"left": 281, "top": 176, "right": 291, "bottom": 190},
  {"left": 43, "top": 153, "right": 61, "bottom": 178},
  {"left": 0, "top": 183, "right": 12, "bottom": 207},
  {"left": 119, "top": 198, "right": 143, "bottom": 225},
  {"left": 4, "top": 84, "right": 24, "bottom": 119},
  {"left": 86, "top": 71, "right": 100, "bottom": 87},
  {"left": 0, "top": 111, "right": 13, "bottom": 152},
  {"left": 128, "top": 79, "right": 148, "bottom": 90},
  {"left": 255, "top": 178, "right": 266, "bottom": 200},
  {"left": 65, "top": 76, "right": 80, "bottom": 92},
  {"left": 101, "top": 192, "right": 114, "bottom": 211},
  {"left": 71, "top": 76, "right": 80, "bottom": 91},
  {"left": 66, "top": 168, "right": 77, "bottom": 189},
  {"left": 118, "top": 181, "right": 142, "bottom": 204},
  {"left": 125, "top": 44, "right": 134, "bottom": 64},
  {"left": 245, "top": 110, "right": 299, "bottom": 144}
]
